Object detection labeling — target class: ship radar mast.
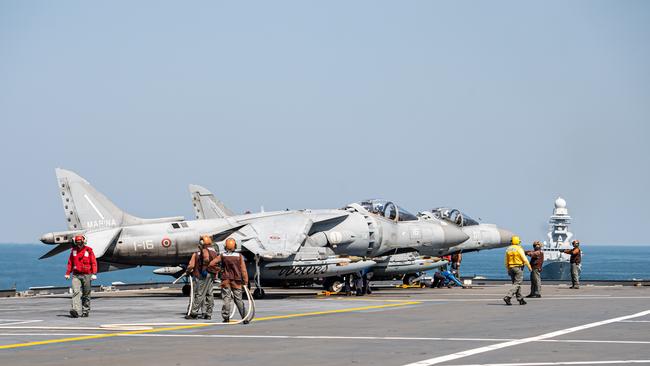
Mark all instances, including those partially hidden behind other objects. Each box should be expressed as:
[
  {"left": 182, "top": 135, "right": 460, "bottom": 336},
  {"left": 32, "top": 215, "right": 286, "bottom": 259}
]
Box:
[{"left": 545, "top": 196, "right": 573, "bottom": 250}]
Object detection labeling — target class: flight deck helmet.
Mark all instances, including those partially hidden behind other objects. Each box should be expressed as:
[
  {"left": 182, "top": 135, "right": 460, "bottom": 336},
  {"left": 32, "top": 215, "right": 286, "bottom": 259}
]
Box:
[
  {"left": 73, "top": 235, "right": 86, "bottom": 247},
  {"left": 225, "top": 237, "right": 237, "bottom": 251},
  {"left": 511, "top": 236, "right": 521, "bottom": 245}
]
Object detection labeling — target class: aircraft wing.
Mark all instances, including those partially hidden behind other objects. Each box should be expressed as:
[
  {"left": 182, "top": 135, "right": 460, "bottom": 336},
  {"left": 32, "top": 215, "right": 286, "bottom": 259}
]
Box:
[{"left": 189, "top": 184, "right": 235, "bottom": 219}]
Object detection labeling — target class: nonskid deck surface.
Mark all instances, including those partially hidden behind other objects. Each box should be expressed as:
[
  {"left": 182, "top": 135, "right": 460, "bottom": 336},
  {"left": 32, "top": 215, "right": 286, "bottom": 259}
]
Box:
[{"left": 0, "top": 285, "right": 649, "bottom": 366}]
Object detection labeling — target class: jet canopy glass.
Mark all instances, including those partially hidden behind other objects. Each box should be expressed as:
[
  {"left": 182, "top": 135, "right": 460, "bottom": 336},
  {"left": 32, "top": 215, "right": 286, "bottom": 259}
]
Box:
[
  {"left": 358, "top": 199, "right": 418, "bottom": 222},
  {"left": 430, "top": 207, "right": 479, "bottom": 227}
]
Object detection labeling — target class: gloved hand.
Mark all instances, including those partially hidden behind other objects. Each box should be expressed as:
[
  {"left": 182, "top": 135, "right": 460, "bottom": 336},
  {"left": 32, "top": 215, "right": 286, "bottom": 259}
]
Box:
[
  {"left": 65, "top": 274, "right": 70, "bottom": 280},
  {"left": 91, "top": 274, "right": 97, "bottom": 281}
]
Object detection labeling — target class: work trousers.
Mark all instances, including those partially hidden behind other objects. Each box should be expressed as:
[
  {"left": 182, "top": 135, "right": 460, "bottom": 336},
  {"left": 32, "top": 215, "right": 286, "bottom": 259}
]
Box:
[
  {"left": 71, "top": 274, "right": 92, "bottom": 315},
  {"left": 506, "top": 266, "right": 524, "bottom": 301},
  {"left": 530, "top": 268, "right": 542, "bottom": 296},
  {"left": 571, "top": 263, "right": 581, "bottom": 288},
  {"left": 221, "top": 287, "right": 246, "bottom": 320},
  {"left": 191, "top": 273, "right": 215, "bottom": 316}
]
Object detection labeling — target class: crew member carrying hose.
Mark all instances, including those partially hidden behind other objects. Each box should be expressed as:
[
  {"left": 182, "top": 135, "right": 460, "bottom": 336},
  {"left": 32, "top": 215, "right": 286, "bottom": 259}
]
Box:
[
  {"left": 185, "top": 235, "right": 220, "bottom": 320},
  {"left": 209, "top": 237, "right": 250, "bottom": 324}
]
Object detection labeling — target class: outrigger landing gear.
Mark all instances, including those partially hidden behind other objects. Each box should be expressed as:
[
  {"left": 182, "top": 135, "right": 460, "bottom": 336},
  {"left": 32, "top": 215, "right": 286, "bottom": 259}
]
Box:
[{"left": 252, "top": 254, "right": 266, "bottom": 299}]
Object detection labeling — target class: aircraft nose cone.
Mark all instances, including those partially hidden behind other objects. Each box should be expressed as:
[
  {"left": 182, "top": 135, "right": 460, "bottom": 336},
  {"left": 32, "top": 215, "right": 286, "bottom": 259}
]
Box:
[
  {"left": 442, "top": 225, "right": 470, "bottom": 245},
  {"left": 498, "top": 228, "right": 515, "bottom": 246}
]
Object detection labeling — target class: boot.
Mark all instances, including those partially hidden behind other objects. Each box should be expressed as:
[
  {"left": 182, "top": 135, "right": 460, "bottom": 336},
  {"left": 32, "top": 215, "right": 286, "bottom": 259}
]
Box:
[
  {"left": 518, "top": 298, "right": 527, "bottom": 305},
  {"left": 185, "top": 314, "right": 198, "bottom": 320},
  {"left": 222, "top": 317, "right": 230, "bottom": 323},
  {"left": 69, "top": 310, "right": 79, "bottom": 318},
  {"left": 503, "top": 297, "right": 512, "bottom": 306}
]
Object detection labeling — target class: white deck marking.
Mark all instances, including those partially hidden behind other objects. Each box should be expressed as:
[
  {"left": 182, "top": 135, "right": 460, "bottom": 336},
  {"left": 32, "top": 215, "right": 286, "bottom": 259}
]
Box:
[
  {"left": 620, "top": 320, "right": 650, "bottom": 323},
  {"left": 0, "top": 320, "right": 42, "bottom": 326},
  {"left": 401, "top": 309, "right": 650, "bottom": 366},
  {"left": 84, "top": 194, "right": 105, "bottom": 219},
  {"left": 449, "top": 361, "right": 650, "bottom": 365}
]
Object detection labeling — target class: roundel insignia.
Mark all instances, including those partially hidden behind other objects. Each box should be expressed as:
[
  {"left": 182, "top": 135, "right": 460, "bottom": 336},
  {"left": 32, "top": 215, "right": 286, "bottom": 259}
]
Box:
[{"left": 161, "top": 238, "right": 172, "bottom": 248}]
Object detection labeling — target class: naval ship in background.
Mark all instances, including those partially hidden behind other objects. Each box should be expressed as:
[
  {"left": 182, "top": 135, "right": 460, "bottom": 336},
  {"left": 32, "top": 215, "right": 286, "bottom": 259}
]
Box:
[{"left": 541, "top": 197, "right": 575, "bottom": 280}]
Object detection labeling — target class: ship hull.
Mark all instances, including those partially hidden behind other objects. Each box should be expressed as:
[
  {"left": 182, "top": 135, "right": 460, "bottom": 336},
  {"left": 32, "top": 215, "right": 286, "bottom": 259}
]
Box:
[{"left": 541, "top": 261, "right": 572, "bottom": 281}]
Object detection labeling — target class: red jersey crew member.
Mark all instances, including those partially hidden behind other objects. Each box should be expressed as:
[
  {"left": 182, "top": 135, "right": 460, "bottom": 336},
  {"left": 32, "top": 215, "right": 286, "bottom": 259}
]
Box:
[
  {"left": 210, "top": 237, "right": 249, "bottom": 323},
  {"left": 65, "top": 235, "right": 97, "bottom": 318}
]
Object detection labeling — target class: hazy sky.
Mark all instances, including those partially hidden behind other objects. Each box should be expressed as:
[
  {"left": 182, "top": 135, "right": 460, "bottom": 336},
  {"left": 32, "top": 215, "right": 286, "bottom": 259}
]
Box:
[{"left": 1, "top": 1, "right": 648, "bottom": 244}]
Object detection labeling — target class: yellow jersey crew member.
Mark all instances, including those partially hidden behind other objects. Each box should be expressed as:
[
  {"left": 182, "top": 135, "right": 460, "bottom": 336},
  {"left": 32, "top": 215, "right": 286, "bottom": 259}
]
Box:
[
  {"left": 503, "top": 236, "right": 532, "bottom": 306},
  {"left": 210, "top": 237, "right": 249, "bottom": 323}
]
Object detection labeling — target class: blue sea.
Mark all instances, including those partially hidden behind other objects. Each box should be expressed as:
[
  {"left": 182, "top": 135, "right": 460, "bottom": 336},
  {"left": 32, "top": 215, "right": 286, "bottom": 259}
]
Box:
[{"left": 1, "top": 244, "right": 649, "bottom": 290}]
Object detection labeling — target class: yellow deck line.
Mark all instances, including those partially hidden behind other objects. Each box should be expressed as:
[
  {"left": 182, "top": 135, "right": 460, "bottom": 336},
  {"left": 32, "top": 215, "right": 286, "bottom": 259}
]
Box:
[{"left": 0, "top": 301, "right": 421, "bottom": 350}]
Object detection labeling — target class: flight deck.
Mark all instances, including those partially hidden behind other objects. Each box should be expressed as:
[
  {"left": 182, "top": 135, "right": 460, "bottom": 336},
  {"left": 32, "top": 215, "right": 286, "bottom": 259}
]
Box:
[{"left": 0, "top": 284, "right": 649, "bottom": 366}]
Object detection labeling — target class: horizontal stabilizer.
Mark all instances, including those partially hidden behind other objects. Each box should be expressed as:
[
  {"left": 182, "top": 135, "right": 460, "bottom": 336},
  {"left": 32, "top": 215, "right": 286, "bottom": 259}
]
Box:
[
  {"left": 85, "top": 228, "right": 122, "bottom": 258},
  {"left": 40, "top": 243, "right": 72, "bottom": 259}
]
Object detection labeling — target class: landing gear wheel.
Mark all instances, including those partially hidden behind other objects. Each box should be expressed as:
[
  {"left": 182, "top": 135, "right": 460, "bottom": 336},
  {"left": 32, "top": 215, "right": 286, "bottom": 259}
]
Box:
[
  {"left": 182, "top": 284, "right": 191, "bottom": 297},
  {"left": 253, "top": 288, "right": 266, "bottom": 299},
  {"left": 403, "top": 274, "right": 418, "bottom": 285},
  {"left": 329, "top": 279, "right": 344, "bottom": 293}
]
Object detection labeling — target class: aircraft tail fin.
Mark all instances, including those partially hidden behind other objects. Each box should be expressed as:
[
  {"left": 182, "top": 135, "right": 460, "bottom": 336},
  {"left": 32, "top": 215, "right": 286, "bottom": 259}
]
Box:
[
  {"left": 189, "top": 184, "right": 235, "bottom": 220},
  {"left": 55, "top": 168, "right": 164, "bottom": 230}
]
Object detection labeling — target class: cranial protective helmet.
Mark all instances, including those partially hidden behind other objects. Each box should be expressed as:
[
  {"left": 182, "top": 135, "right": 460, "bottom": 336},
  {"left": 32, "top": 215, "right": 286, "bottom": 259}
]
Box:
[
  {"left": 73, "top": 235, "right": 86, "bottom": 246},
  {"left": 225, "top": 237, "right": 236, "bottom": 251},
  {"left": 533, "top": 240, "right": 541, "bottom": 248},
  {"left": 200, "top": 235, "right": 213, "bottom": 246},
  {"left": 511, "top": 236, "right": 521, "bottom": 245},
  {"left": 572, "top": 240, "right": 580, "bottom": 246}
]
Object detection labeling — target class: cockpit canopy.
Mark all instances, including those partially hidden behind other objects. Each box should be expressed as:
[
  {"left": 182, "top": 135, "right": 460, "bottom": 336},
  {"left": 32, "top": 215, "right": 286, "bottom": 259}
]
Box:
[
  {"left": 358, "top": 199, "right": 418, "bottom": 222},
  {"left": 430, "top": 207, "right": 479, "bottom": 227}
]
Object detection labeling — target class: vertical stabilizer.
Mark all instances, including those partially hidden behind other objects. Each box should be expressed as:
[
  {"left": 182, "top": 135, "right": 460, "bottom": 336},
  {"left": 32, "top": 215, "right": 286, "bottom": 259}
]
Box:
[
  {"left": 189, "top": 184, "right": 235, "bottom": 219},
  {"left": 56, "top": 168, "right": 140, "bottom": 230}
]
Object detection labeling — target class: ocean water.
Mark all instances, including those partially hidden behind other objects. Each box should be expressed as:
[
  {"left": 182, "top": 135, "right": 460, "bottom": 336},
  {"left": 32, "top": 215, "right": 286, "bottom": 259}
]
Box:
[{"left": 1, "top": 244, "right": 649, "bottom": 290}]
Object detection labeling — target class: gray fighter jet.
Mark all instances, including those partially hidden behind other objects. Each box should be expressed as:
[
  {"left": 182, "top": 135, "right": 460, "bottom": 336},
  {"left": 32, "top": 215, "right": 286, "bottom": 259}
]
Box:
[
  {"left": 417, "top": 207, "right": 515, "bottom": 255},
  {"left": 40, "top": 169, "right": 468, "bottom": 297},
  {"left": 188, "top": 187, "right": 459, "bottom": 291}
]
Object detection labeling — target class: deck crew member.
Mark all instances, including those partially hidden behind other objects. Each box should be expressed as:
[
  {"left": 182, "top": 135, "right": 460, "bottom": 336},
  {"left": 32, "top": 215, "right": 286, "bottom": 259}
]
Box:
[
  {"left": 525, "top": 241, "right": 544, "bottom": 298},
  {"left": 185, "top": 235, "right": 220, "bottom": 320},
  {"left": 431, "top": 265, "right": 463, "bottom": 288},
  {"left": 65, "top": 235, "right": 97, "bottom": 318},
  {"left": 503, "top": 236, "right": 532, "bottom": 305},
  {"left": 451, "top": 252, "right": 463, "bottom": 277},
  {"left": 563, "top": 240, "right": 582, "bottom": 289},
  {"left": 210, "top": 237, "right": 249, "bottom": 323}
]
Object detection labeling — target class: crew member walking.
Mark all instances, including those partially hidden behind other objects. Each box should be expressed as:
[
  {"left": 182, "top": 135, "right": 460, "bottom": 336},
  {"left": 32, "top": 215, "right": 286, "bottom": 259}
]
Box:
[
  {"left": 564, "top": 240, "right": 582, "bottom": 289},
  {"left": 451, "top": 252, "right": 462, "bottom": 278},
  {"left": 503, "top": 236, "right": 532, "bottom": 305},
  {"left": 65, "top": 235, "right": 97, "bottom": 318},
  {"left": 525, "top": 241, "right": 544, "bottom": 298},
  {"left": 186, "top": 235, "right": 220, "bottom": 320},
  {"left": 211, "top": 238, "right": 250, "bottom": 323}
]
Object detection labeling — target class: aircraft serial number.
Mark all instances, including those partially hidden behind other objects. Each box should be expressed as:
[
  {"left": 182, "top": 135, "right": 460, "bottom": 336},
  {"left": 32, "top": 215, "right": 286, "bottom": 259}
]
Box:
[
  {"left": 132, "top": 240, "right": 154, "bottom": 251},
  {"left": 278, "top": 265, "right": 329, "bottom": 277}
]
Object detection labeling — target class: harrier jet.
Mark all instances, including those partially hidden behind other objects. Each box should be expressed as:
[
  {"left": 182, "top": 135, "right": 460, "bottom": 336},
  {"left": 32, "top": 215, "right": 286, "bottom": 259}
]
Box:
[
  {"left": 418, "top": 207, "right": 515, "bottom": 256},
  {"left": 40, "top": 169, "right": 467, "bottom": 297}
]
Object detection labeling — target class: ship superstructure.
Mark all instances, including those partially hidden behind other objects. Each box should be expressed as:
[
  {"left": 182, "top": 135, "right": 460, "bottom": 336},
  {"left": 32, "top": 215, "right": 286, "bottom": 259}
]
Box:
[{"left": 541, "top": 197, "right": 574, "bottom": 280}]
